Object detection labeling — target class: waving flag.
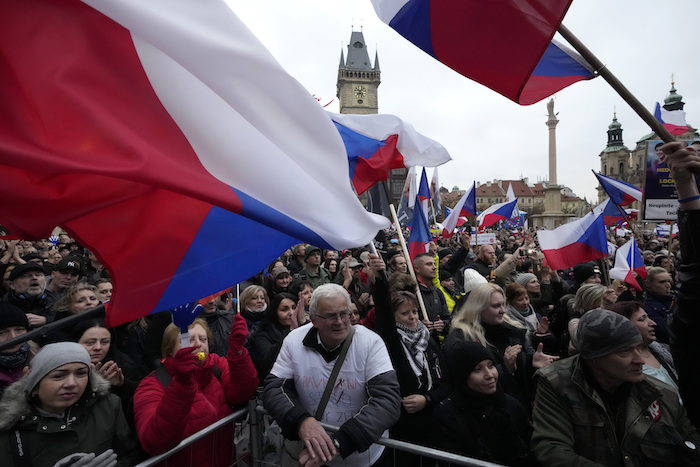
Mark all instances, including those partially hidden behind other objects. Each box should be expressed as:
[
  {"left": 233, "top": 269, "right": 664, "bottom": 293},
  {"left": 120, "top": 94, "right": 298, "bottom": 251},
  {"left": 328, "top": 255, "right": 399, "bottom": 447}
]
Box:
[
  {"left": 418, "top": 168, "right": 432, "bottom": 215},
  {"left": 654, "top": 102, "right": 689, "bottom": 136},
  {"left": 330, "top": 112, "right": 451, "bottom": 195},
  {"left": 477, "top": 199, "right": 519, "bottom": 230},
  {"left": 370, "top": 0, "right": 595, "bottom": 105},
  {"left": 0, "top": 0, "right": 389, "bottom": 326},
  {"left": 408, "top": 196, "right": 432, "bottom": 260},
  {"left": 594, "top": 172, "right": 643, "bottom": 206},
  {"left": 609, "top": 239, "right": 647, "bottom": 291},
  {"left": 537, "top": 210, "right": 608, "bottom": 270},
  {"left": 442, "top": 183, "right": 476, "bottom": 237},
  {"left": 506, "top": 183, "right": 516, "bottom": 202},
  {"left": 594, "top": 198, "right": 626, "bottom": 226}
]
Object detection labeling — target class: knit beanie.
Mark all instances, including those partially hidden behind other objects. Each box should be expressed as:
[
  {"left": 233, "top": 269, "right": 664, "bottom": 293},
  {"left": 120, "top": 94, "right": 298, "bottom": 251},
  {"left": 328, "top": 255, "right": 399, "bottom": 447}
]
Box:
[
  {"left": 573, "top": 262, "right": 600, "bottom": 285},
  {"left": 577, "top": 309, "right": 642, "bottom": 360},
  {"left": 439, "top": 267, "right": 453, "bottom": 282},
  {"left": 438, "top": 248, "right": 454, "bottom": 261},
  {"left": 515, "top": 273, "right": 537, "bottom": 287},
  {"left": 0, "top": 303, "right": 29, "bottom": 330},
  {"left": 26, "top": 342, "right": 90, "bottom": 392},
  {"left": 448, "top": 340, "right": 496, "bottom": 383},
  {"left": 463, "top": 268, "right": 488, "bottom": 294}
]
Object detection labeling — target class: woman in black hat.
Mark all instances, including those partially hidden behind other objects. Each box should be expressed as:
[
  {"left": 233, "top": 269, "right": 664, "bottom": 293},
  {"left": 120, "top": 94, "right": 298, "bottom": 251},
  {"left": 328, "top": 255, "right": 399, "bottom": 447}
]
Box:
[{"left": 432, "top": 340, "right": 534, "bottom": 466}]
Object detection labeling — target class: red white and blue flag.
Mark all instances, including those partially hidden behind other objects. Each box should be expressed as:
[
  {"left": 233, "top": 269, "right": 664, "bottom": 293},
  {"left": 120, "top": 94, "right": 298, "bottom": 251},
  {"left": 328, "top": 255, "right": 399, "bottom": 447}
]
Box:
[
  {"left": 594, "top": 172, "right": 643, "bottom": 206},
  {"left": 442, "top": 183, "right": 476, "bottom": 237},
  {"left": 477, "top": 199, "right": 519, "bottom": 230},
  {"left": 370, "top": 0, "right": 595, "bottom": 105},
  {"left": 594, "top": 198, "right": 626, "bottom": 226},
  {"left": 0, "top": 0, "right": 390, "bottom": 326},
  {"left": 418, "top": 168, "right": 432, "bottom": 215},
  {"left": 654, "top": 102, "right": 689, "bottom": 136},
  {"left": 408, "top": 195, "right": 432, "bottom": 260},
  {"left": 537, "top": 210, "right": 608, "bottom": 270},
  {"left": 330, "top": 112, "right": 451, "bottom": 195},
  {"left": 609, "top": 239, "right": 647, "bottom": 291}
]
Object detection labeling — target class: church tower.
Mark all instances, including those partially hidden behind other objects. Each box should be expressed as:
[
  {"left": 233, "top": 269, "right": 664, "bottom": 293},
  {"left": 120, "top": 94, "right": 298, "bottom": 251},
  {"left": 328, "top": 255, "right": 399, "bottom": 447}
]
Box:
[
  {"left": 337, "top": 30, "right": 380, "bottom": 114},
  {"left": 597, "top": 112, "right": 632, "bottom": 204}
]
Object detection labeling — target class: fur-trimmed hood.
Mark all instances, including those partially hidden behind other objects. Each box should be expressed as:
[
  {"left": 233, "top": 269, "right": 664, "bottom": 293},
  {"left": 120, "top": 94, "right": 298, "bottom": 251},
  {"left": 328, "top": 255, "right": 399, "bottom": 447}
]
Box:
[{"left": 0, "top": 367, "right": 110, "bottom": 430}]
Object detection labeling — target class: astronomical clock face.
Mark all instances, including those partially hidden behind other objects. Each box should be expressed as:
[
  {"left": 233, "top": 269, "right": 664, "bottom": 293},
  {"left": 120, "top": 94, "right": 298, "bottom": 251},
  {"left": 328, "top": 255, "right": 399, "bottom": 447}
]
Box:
[{"left": 354, "top": 85, "right": 367, "bottom": 98}]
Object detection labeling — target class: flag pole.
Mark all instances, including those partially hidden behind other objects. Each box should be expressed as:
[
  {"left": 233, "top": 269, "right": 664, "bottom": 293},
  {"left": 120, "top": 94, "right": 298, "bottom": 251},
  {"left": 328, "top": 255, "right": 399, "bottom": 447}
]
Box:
[
  {"left": 388, "top": 203, "right": 430, "bottom": 321},
  {"left": 379, "top": 180, "right": 430, "bottom": 321},
  {"left": 558, "top": 24, "right": 676, "bottom": 144}
]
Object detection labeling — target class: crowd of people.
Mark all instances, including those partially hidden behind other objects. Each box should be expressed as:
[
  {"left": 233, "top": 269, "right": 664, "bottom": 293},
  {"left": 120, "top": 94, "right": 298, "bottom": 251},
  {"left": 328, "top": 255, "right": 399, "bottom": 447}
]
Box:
[{"left": 0, "top": 142, "right": 699, "bottom": 466}]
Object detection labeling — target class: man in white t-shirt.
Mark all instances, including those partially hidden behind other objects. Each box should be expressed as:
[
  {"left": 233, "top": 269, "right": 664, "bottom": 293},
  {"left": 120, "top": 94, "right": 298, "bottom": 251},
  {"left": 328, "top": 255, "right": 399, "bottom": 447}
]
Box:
[{"left": 263, "top": 283, "right": 400, "bottom": 467}]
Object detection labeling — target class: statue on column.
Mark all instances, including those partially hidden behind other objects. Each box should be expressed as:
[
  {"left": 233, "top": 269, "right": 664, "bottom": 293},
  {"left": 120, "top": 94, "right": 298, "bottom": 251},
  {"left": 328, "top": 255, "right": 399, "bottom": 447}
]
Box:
[{"left": 547, "top": 98, "right": 555, "bottom": 119}]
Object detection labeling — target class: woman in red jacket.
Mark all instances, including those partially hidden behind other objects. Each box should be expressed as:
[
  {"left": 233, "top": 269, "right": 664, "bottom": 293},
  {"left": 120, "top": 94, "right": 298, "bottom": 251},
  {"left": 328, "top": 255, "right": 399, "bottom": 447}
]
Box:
[{"left": 133, "top": 314, "right": 258, "bottom": 466}]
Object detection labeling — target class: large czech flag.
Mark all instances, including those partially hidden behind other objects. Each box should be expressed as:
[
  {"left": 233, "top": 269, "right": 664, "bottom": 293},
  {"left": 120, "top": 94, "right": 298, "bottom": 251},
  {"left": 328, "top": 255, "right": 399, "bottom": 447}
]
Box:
[
  {"left": 0, "top": 0, "right": 389, "bottom": 325},
  {"left": 537, "top": 210, "right": 608, "bottom": 270},
  {"left": 370, "top": 0, "right": 595, "bottom": 105}
]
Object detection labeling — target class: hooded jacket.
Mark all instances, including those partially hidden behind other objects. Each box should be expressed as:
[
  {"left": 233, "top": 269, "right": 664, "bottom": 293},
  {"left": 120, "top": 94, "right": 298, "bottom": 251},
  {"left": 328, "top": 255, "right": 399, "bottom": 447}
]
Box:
[{"left": 0, "top": 369, "right": 140, "bottom": 467}]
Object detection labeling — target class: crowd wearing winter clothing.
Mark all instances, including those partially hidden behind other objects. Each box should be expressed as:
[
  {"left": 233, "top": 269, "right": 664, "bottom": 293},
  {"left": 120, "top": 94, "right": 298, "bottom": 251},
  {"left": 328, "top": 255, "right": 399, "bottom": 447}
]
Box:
[{"left": 2, "top": 141, "right": 700, "bottom": 466}]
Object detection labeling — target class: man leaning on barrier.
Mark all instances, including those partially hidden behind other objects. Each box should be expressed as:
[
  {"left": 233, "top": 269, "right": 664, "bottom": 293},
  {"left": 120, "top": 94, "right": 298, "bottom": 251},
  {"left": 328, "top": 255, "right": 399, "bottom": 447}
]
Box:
[{"left": 263, "top": 283, "right": 401, "bottom": 467}]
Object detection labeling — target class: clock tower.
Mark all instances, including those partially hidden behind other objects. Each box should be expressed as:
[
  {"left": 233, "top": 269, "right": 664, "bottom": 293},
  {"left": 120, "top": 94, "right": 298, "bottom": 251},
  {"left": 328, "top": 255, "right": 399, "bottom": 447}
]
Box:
[{"left": 337, "top": 30, "right": 380, "bottom": 114}]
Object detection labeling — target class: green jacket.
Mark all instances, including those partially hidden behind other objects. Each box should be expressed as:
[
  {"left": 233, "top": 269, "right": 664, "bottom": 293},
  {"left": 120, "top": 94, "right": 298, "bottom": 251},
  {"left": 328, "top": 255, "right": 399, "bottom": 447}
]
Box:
[
  {"left": 291, "top": 265, "right": 330, "bottom": 290},
  {"left": 532, "top": 355, "right": 700, "bottom": 467},
  {"left": 0, "top": 370, "right": 141, "bottom": 467}
]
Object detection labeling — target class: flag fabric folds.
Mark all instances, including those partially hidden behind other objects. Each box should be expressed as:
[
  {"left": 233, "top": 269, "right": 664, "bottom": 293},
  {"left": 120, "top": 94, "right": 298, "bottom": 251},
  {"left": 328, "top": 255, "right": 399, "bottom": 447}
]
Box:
[
  {"left": 477, "top": 199, "right": 519, "bottom": 230},
  {"left": 0, "top": 0, "right": 390, "bottom": 326},
  {"left": 442, "top": 183, "right": 476, "bottom": 237},
  {"left": 594, "top": 198, "right": 626, "bottom": 226},
  {"left": 609, "top": 239, "right": 647, "bottom": 291},
  {"left": 654, "top": 102, "right": 689, "bottom": 136},
  {"left": 408, "top": 196, "right": 432, "bottom": 260},
  {"left": 505, "top": 183, "right": 516, "bottom": 202},
  {"left": 329, "top": 112, "right": 451, "bottom": 195},
  {"left": 418, "top": 168, "right": 431, "bottom": 215},
  {"left": 370, "top": 0, "right": 595, "bottom": 105},
  {"left": 537, "top": 210, "right": 608, "bottom": 270},
  {"left": 594, "top": 172, "right": 643, "bottom": 206}
]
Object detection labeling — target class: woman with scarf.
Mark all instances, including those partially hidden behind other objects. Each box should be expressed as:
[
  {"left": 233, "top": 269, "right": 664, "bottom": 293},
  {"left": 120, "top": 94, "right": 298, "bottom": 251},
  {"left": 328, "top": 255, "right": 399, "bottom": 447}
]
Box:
[
  {"left": 369, "top": 254, "right": 451, "bottom": 467},
  {"left": 505, "top": 282, "right": 557, "bottom": 353},
  {"left": 0, "top": 304, "right": 38, "bottom": 397},
  {"left": 432, "top": 340, "right": 534, "bottom": 466}
]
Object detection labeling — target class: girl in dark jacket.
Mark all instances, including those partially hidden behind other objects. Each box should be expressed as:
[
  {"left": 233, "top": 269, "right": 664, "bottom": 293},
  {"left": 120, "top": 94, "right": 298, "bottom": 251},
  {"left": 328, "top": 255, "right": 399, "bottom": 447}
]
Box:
[
  {"left": 0, "top": 342, "right": 141, "bottom": 467},
  {"left": 245, "top": 292, "right": 306, "bottom": 381},
  {"left": 432, "top": 340, "right": 534, "bottom": 466}
]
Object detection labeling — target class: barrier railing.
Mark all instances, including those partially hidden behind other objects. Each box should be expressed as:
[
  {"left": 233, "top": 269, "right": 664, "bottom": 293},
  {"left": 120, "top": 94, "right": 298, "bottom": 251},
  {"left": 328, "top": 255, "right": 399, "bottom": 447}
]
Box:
[
  {"left": 133, "top": 407, "right": 248, "bottom": 467},
  {"left": 134, "top": 398, "right": 504, "bottom": 467}
]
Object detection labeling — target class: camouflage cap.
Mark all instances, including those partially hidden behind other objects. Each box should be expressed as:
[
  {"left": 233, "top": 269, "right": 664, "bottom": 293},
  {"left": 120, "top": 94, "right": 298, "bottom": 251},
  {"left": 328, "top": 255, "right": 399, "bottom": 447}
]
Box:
[{"left": 578, "top": 309, "right": 642, "bottom": 360}]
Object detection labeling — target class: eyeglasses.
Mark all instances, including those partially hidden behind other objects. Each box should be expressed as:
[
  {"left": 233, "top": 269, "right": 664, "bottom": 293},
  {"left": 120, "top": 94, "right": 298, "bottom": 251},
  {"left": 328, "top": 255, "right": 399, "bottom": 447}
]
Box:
[{"left": 315, "top": 310, "right": 351, "bottom": 321}]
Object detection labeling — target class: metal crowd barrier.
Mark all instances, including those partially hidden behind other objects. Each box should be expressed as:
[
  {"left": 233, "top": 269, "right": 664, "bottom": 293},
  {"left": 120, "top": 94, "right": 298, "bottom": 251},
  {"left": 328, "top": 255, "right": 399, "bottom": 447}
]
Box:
[{"left": 132, "top": 394, "right": 504, "bottom": 467}]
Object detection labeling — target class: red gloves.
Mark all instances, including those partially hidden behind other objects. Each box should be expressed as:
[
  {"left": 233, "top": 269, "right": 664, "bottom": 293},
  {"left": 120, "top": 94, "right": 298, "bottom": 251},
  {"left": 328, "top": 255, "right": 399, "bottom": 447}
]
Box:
[
  {"left": 228, "top": 313, "right": 248, "bottom": 355},
  {"left": 164, "top": 347, "right": 199, "bottom": 384}
]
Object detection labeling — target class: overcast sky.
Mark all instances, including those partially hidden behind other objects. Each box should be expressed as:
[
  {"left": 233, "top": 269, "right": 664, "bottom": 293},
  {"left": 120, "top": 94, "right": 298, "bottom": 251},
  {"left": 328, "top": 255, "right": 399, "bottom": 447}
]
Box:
[{"left": 227, "top": 0, "right": 698, "bottom": 202}]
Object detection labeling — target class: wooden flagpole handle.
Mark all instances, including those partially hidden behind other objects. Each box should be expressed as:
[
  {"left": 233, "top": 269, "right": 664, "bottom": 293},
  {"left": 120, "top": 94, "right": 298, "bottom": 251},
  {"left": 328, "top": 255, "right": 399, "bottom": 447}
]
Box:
[
  {"left": 388, "top": 203, "right": 430, "bottom": 321},
  {"left": 558, "top": 24, "right": 676, "bottom": 143}
]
